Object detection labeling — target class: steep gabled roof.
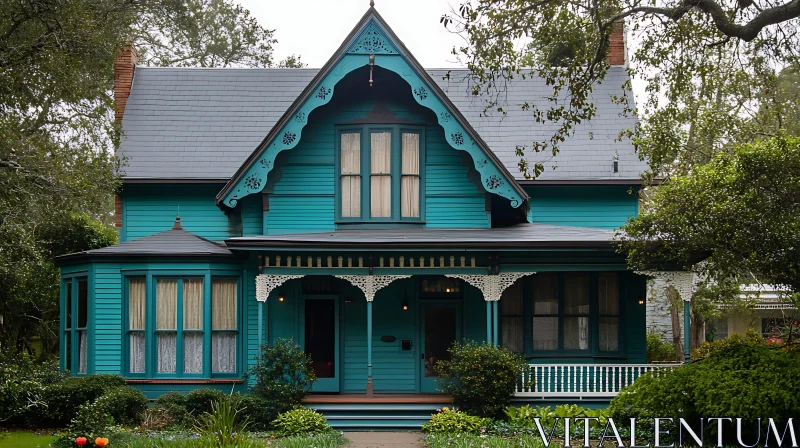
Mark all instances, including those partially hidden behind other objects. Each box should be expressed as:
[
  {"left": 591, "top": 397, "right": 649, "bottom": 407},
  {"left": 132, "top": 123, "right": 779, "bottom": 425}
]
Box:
[{"left": 214, "top": 6, "right": 530, "bottom": 208}]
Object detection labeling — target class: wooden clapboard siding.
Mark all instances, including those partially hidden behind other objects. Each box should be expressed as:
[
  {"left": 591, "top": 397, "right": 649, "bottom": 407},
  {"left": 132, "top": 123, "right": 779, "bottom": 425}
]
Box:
[
  {"left": 527, "top": 186, "right": 638, "bottom": 229},
  {"left": 240, "top": 195, "right": 263, "bottom": 237},
  {"left": 94, "top": 263, "right": 123, "bottom": 373},
  {"left": 122, "top": 184, "right": 236, "bottom": 241}
]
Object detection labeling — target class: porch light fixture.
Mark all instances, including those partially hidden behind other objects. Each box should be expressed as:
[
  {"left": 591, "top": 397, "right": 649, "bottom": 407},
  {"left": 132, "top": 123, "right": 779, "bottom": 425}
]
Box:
[
  {"left": 278, "top": 290, "right": 285, "bottom": 302},
  {"left": 345, "top": 297, "right": 352, "bottom": 303},
  {"left": 638, "top": 297, "right": 645, "bottom": 305},
  {"left": 402, "top": 294, "right": 409, "bottom": 311}
]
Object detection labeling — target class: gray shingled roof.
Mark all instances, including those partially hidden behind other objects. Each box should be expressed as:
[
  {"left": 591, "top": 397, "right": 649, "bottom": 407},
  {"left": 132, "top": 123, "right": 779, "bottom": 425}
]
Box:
[
  {"left": 225, "top": 223, "right": 616, "bottom": 248},
  {"left": 120, "top": 66, "right": 645, "bottom": 181},
  {"left": 55, "top": 223, "right": 234, "bottom": 262}
]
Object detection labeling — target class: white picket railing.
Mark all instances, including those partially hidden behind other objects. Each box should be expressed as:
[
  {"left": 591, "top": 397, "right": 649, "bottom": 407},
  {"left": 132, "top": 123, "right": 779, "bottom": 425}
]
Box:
[{"left": 514, "top": 363, "right": 681, "bottom": 398}]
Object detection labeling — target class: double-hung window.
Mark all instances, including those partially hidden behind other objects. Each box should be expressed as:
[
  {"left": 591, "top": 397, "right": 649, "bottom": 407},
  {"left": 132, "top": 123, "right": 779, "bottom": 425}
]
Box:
[
  {"left": 126, "top": 276, "right": 240, "bottom": 377},
  {"left": 337, "top": 125, "right": 424, "bottom": 222},
  {"left": 63, "top": 277, "right": 89, "bottom": 374}
]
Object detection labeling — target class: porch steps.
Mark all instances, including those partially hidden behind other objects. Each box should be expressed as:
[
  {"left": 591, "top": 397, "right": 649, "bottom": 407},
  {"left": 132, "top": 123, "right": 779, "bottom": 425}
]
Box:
[{"left": 308, "top": 403, "right": 446, "bottom": 430}]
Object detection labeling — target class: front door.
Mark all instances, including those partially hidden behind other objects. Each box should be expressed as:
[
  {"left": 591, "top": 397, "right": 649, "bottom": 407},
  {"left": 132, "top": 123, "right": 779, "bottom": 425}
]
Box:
[
  {"left": 302, "top": 297, "right": 339, "bottom": 392},
  {"left": 420, "top": 304, "right": 461, "bottom": 393}
]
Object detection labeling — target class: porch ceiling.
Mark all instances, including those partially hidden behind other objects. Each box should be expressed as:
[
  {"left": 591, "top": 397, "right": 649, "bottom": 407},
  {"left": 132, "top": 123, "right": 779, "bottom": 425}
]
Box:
[{"left": 225, "top": 223, "right": 617, "bottom": 249}]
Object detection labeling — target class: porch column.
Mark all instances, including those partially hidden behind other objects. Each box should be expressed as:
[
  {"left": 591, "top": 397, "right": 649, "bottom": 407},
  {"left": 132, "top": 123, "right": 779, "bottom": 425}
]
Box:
[
  {"left": 367, "top": 301, "right": 373, "bottom": 396},
  {"left": 258, "top": 302, "right": 263, "bottom": 347},
  {"left": 445, "top": 273, "right": 535, "bottom": 346},
  {"left": 486, "top": 301, "right": 493, "bottom": 344},
  {"left": 334, "top": 275, "right": 411, "bottom": 396}
]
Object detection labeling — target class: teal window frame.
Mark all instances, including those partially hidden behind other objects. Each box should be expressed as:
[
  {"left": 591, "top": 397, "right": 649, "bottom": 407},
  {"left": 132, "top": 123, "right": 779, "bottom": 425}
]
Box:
[
  {"left": 501, "top": 272, "right": 624, "bottom": 358},
  {"left": 61, "top": 274, "right": 89, "bottom": 375},
  {"left": 123, "top": 271, "right": 242, "bottom": 379},
  {"left": 335, "top": 124, "right": 426, "bottom": 224}
]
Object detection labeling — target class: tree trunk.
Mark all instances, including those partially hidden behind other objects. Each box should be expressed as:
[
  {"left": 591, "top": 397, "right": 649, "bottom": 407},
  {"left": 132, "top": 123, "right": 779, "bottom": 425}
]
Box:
[
  {"left": 668, "top": 286, "right": 685, "bottom": 362},
  {"left": 690, "top": 296, "right": 705, "bottom": 350}
]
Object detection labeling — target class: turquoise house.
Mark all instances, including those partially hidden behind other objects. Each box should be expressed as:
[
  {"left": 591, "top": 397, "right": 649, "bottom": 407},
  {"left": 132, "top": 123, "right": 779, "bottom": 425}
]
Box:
[{"left": 56, "top": 6, "right": 680, "bottom": 427}]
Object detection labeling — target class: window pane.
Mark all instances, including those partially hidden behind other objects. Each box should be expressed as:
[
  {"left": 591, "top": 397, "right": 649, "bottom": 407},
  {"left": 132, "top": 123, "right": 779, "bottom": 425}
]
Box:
[
  {"left": 502, "top": 317, "right": 524, "bottom": 353},
  {"left": 212, "top": 280, "right": 237, "bottom": 330},
  {"left": 129, "top": 279, "right": 146, "bottom": 331},
  {"left": 341, "top": 133, "right": 360, "bottom": 174},
  {"left": 156, "top": 280, "right": 177, "bottom": 330},
  {"left": 370, "top": 132, "right": 391, "bottom": 174},
  {"left": 564, "top": 273, "right": 590, "bottom": 314},
  {"left": 341, "top": 175, "right": 361, "bottom": 217},
  {"left": 371, "top": 176, "right": 391, "bottom": 217},
  {"left": 212, "top": 333, "right": 236, "bottom": 373},
  {"left": 183, "top": 333, "right": 203, "bottom": 373},
  {"left": 157, "top": 333, "right": 177, "bottom": 373},
  {"left": 599, "top": 317, "right": 619, "bottom": 351},
  {"left": 533, "top": 273, "right": 558, "bottom": 314},
  {"left": 130, "top": 333, "right": 145, "bottom": 373},
  {"left": 77, "top": 279, "right": 88, "bottom": 329},
  {"left": 598, "top": 272, "right": 619, "bottom": 315},
  {"left": 78, "top": 330, "right": 88, "bottom": 373},
  {"left": 65, "top": 280, "right": 72, "bottom": 330},
  {"left": 564, "top": 317, "right": 589, "bottom": 350},
  {"left": 402, "top": 133, "right": 419, "bottom": 175},
  {"left": 533, "top": 317, "right": 558, "bottom": 350},
  {"left": 401, "top": 176, "right": 419, "bottom": 217},
  {"left": 502, "top": 280, "right": 523, "bottom": 315},
  {"left": 183, "top": 279, "right": 203, "bottom": 330}
]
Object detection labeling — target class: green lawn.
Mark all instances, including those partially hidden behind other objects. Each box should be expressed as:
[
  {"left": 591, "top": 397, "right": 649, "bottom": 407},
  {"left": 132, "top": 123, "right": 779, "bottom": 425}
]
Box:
[{"left": 0, "top": 431, "right": 56, "bottom": 448}]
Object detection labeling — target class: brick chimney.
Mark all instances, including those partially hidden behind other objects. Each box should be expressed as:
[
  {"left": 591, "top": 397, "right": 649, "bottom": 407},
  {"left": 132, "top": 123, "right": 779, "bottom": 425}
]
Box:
[
  {"left": 114, "top": 44, "right": 137, "bottom": 122},
  {"left": 608, "top": 22, "right": 625, "bottom": 66}
]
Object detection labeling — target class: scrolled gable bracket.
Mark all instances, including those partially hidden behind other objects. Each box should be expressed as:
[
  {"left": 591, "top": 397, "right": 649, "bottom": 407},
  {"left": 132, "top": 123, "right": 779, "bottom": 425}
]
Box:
[
  {"left": 445, "top": 272, "right": 534, "bottom": 301},
  {"left": 255, "top": 274, "right": 305, "bottom": 302},
  {"left": 222, "top": 55, "right": 368, "bottom": 208},
  {"left": 335, "top": 275, "right": 411, "bottom": 302}
]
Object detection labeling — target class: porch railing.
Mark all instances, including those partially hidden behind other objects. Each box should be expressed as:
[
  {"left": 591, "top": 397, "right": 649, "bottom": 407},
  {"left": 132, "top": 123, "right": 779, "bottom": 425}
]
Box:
[{"left": 514, "top": 363, "right": 681, "bottom": 398}]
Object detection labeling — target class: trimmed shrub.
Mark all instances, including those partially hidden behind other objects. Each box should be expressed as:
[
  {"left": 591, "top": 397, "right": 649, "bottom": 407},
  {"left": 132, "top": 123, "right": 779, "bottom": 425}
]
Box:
[
  {"left": 272, "top": 407, "right": 331, "bottom": 436},
  {"left": 79, "top": 374, "right": 126, "bottom": 392},
  {"left": 420, "top": 408, "right": 485, "bottom": 434},
  {"left": 231, "top": 393, "right": 283, "bottom": 430},
  {"left": 39, "top": 378, "right": 107, "bottom": 427},
  {"left": 248, "top": 338, "right": 316, "bottom": 407},
  {"left": 0, "top": 355, "right": 67, "bottom": 425},
  {"left": 646, "top": 332, "right": 678, "bottom": 363},
  {"left": 435, "top": 341, "right": 528, "bottom": 418},
  {"left": 186, "top": 388, "right": 226, "bottom": 416},
  {"left": 96, "top": 386, "right": 148, "bottom": 426},
  {"left": 154, "top": 391, "right": 189, "bottom": 426},
  {"left": 610, "top": 333, "right": 800, "bottom": 445}
]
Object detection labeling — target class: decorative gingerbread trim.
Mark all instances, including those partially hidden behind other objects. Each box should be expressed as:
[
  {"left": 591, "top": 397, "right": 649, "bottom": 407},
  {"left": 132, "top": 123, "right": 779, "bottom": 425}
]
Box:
[
  {"left": 445, "top": 273, "right": 535, "bottom": 301},
  {"left": 335, "top": 275, "right": 411, "bottom": 302}
]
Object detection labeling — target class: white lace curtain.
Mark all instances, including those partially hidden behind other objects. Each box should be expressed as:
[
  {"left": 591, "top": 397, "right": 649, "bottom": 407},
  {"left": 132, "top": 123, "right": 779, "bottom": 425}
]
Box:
[
  {"left": 212, "top": 280, "right": 237, "bottom": 373},
  {"left": 533, "top": 273, "right": 559, "bottom": 350},
  {"left": 183, "top": 279, "right": 204, "bottom": 374},
  {"left": 340, "top": 133, "right": 361, "bottom": 217},
  {"left": 370, "top": 132, "right": 391, "bottom": 217},
  {"left": 156, "top": 279, "right": 178, "bottom": 373},
  {"left": 564, "top": 273, "right": 590, "bottom": 350},
  {"left": 129, "top": 279, "right": 146, "bottom": 373},
  {"left": 401, "top": 133, "right": 420, "bottom": 218}
]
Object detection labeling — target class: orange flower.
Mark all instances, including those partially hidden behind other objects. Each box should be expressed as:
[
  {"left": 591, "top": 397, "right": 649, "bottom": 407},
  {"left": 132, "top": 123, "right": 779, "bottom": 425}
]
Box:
[
  {"left": 75, "top": 437, "right": 87, "bottom": 446},
  {"left": 95, "top": 437, "right": 109, "bottom": 447}
]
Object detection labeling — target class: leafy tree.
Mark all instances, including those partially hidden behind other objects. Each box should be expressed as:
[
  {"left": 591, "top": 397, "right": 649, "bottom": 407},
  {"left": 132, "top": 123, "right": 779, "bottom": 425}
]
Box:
[
  {"left": 618, "top": 137, "right": 800, "bottom": 309},
  {"left": 441, "top": 1, "right": 799, "bottom": 178},
  {"left": 135, "top": 0, "right": 304, "bottom": 68},
  {"left": 0, "top": 0, "right": 300, "bottom": 355}
]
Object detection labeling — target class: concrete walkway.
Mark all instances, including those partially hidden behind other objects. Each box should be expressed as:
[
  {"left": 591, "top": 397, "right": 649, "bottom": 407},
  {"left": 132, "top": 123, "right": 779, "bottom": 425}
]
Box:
[{"left": 345, "top": 432, "right": 424, "bottom": 448}]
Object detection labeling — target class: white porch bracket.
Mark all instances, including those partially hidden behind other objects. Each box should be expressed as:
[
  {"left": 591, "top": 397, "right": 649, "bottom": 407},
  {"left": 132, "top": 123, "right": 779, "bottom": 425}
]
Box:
[
  {"left": 636, "top": 270, "right": 695, "bottom": 363},
  {"left": 335, "top": 274, "right": 411, "bottom": 396},
  {"left": 254, "top": 274, "right": 305, "bottom": 351},
  {"left": 446, "top": 273, "right": 535, "bottom": 344}
]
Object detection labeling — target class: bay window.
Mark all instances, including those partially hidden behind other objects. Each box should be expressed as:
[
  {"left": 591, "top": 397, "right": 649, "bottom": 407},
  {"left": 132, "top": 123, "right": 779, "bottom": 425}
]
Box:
[
  {"left": 126, "top": 275, "right": 240, "bottom": 377},
  {"left": 337, "top": 125, "right": 424, "bottom": 222}
]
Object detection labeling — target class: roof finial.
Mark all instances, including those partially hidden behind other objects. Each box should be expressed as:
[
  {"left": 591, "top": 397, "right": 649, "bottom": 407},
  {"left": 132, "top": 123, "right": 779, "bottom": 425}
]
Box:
[
  {"left": 172, "top": 216, "right": 183, "bottom": 230},
  {"left": 370, "top": 0, "right": 374, "bottom": 7}
]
